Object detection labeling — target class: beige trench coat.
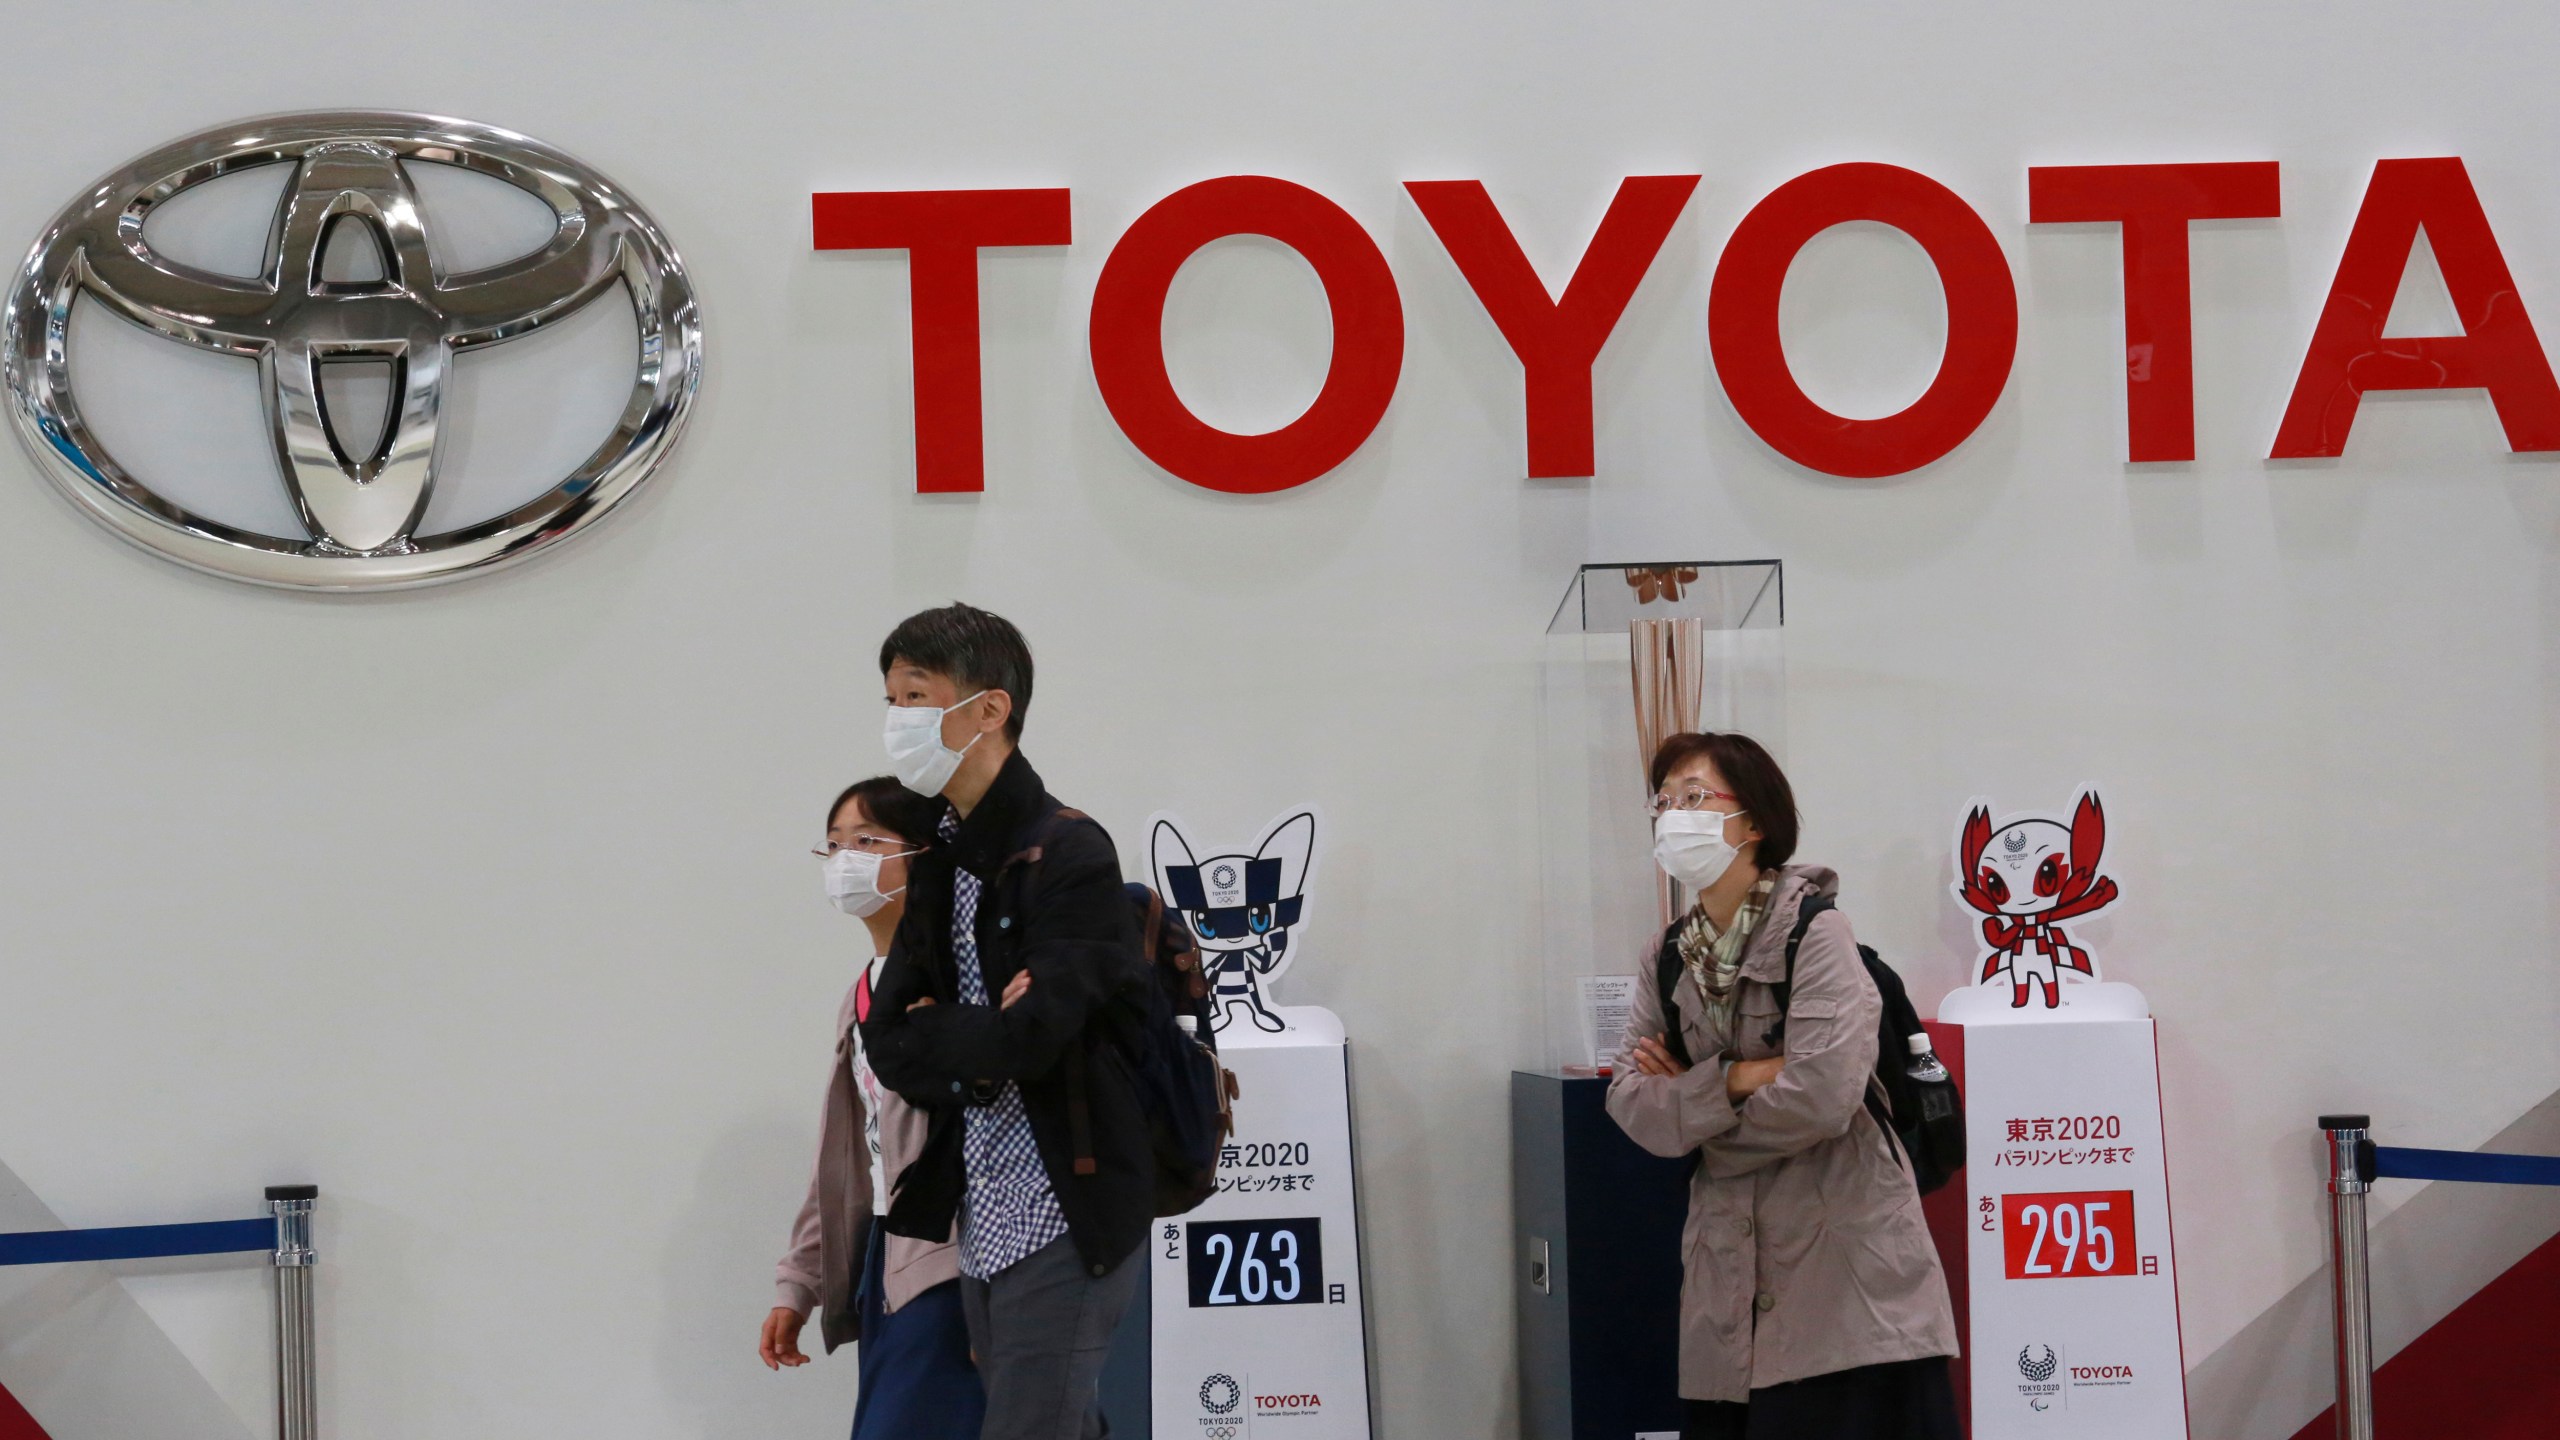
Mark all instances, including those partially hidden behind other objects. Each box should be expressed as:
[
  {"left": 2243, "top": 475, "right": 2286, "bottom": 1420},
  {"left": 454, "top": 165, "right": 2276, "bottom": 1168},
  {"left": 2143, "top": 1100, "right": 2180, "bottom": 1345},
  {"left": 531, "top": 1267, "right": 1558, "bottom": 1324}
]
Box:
[{"left": 1605, "top": 865, "right": 1959, "bottom": 1402}]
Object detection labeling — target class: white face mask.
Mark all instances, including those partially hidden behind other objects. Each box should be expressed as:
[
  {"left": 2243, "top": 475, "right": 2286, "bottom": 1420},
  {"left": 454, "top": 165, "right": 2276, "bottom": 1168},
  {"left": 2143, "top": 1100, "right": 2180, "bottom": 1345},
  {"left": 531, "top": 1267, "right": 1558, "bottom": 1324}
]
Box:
[
  {"left": 823, "top": 846, "right": 913, "bottom": 918},
  {"left": 882, "top": 690, "right": 987, "bottom": 796},
  {"left": 1653, "top": 808, "right": 1748, "bottom": 891}
]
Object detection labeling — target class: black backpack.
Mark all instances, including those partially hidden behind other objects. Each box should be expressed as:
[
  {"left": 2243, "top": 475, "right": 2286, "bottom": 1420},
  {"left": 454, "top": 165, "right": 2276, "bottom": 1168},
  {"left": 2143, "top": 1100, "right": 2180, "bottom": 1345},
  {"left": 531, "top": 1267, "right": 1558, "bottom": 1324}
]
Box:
[
  {"left": 1121, "top": 881, "right": 1242, "bottom": 1215},
  {"left": 1044, "top": 829, "right": 1238, "bottom": 1216},
  {"left": 1652, "top": 893, "right": 1965, "bottom": 1194}
]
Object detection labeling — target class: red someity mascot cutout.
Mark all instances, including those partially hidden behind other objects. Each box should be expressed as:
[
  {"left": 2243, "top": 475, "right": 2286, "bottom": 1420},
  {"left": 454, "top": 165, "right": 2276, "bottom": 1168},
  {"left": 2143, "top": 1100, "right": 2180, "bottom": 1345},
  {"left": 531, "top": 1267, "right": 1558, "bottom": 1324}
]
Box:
[{"left": 1954, "top": 791, "right": 2121, "bottom": 1009}]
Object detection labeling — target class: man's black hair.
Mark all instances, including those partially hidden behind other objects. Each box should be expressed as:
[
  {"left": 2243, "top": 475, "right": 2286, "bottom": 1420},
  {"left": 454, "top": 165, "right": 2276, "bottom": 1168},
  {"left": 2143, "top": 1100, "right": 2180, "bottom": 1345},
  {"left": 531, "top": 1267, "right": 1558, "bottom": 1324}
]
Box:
[{"left": 878, "top": 602, "right": 1034, "bottom": 741}]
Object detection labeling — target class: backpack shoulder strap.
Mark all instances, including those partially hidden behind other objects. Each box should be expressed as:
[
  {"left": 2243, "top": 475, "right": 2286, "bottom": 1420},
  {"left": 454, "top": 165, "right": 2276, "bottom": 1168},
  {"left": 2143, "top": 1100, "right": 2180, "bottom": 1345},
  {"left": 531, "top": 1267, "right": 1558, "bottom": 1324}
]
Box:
[
  {"left": 1002, "top": 806, "right": 1088, "bottom": 874},
  {"left": 1140, "top": 884, "right": 1167, "bottom": 966},
  {"left": 1064, "top": 1044, "right": 1099, "bottom": 1176},
  {"left": 1762, "top": 892, "right": 1838, "bottom": 1050},
  {"left": 1652, "top": 927, "right": 1692, "bottom": 1069},
  {"left": 1006, "top": 806, "right": 1105, "bottom": 1176}
]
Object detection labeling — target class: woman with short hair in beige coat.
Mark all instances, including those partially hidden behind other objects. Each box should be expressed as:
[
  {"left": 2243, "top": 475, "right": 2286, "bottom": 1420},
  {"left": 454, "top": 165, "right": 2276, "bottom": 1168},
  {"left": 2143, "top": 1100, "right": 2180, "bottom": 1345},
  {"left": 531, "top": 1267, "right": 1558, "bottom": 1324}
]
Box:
[{"left": 1608, "top": 732, "right": 1960, "bottom": 1440}]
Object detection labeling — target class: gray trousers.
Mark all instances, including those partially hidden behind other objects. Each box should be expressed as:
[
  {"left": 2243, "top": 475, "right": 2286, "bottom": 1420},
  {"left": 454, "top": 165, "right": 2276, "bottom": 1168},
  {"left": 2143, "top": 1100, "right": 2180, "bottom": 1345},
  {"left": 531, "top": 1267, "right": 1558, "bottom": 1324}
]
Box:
[{"left": 960, "top": 1234, "right": 1141, "bottom": 1440}]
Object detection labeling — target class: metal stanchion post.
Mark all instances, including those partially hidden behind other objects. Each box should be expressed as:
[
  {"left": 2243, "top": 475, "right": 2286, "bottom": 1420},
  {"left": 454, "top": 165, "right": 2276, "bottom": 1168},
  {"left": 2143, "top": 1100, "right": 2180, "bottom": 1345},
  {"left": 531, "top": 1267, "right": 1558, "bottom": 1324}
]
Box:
[
  {"left": 2319, "top": 1117, "right": 2375, "bottom": 1440},
  {"left": 267, "top": 1185, "right": 318, "bottom": 1440}
]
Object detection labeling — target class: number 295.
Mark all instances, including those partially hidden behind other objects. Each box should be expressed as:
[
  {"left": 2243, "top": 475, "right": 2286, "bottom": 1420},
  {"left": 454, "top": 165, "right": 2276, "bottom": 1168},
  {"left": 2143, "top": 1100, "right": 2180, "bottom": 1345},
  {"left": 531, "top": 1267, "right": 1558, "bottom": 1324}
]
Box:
[{"left": 2000, "top": 1190, "right": 2137, "bottom": 1279}]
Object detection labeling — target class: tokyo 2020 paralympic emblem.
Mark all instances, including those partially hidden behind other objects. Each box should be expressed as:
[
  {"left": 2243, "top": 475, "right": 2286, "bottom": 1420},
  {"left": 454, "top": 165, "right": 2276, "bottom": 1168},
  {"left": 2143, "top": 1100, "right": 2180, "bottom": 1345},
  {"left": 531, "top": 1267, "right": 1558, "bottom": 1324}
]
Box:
[
  {"left": 4, "top": 111, "right": 702, "bottom": 590},
  {"left": 2017, "top": 1345, "right": 2058, "bottom": 1382}
]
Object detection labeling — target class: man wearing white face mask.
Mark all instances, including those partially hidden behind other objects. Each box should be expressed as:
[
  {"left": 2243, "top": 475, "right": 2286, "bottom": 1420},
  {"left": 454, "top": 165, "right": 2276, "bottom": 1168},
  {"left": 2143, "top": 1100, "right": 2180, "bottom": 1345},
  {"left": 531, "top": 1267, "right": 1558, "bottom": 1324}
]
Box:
[
  {"left": 858, "top": 603, "right": 1151, "bottom": 1440},
  {"left": 763, "top": 776, "right": 985, "bottom": 1440},
  {"left": 1607, "top": 732, "right": 1959, "bottom": 1440}
]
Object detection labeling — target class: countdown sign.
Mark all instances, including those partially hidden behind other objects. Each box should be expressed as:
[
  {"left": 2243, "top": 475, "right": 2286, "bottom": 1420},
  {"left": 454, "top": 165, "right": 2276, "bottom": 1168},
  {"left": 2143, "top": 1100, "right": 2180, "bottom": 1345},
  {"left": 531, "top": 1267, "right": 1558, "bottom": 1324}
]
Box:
[
  {"left": 2000, "top": 1191, "right": 2138, "bottom": 1280},
  {"left": 1152, "top": 1007, "right": 1374, "bottom": 1439},
  {"left": 1942, "top": 983, "right": 2189, "bottom": 1439},
  {"left": 1186, "top": 1217, "right": 1326, "bottom": 1307}
]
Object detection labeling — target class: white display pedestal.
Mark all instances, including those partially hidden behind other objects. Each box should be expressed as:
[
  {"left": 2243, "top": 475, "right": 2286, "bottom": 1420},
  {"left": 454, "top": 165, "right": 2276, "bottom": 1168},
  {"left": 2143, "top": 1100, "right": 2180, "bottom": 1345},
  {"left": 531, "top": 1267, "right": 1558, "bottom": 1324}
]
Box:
[
  {"left": 1150, "top": 1006, "right": 1374, "bottom": 1439},
  {"left": 1942, "top": 983, "right": 2189, "bottom": 1439}
]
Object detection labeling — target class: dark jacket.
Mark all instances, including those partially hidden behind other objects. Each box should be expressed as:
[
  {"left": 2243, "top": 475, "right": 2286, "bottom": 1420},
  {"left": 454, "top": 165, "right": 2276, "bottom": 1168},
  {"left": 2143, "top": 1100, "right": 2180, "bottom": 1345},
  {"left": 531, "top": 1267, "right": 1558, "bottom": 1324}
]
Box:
[{"left": 858, "top": 749, "right": 1151, "bottom": 1277}]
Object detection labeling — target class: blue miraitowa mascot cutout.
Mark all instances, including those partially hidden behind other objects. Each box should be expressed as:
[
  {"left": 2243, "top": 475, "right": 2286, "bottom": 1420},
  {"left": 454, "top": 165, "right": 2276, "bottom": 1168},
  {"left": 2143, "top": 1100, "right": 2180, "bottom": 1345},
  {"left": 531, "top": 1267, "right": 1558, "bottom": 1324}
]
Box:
[{"left": 1148, "top": 810, "right": 1316, "bottom": 1034}]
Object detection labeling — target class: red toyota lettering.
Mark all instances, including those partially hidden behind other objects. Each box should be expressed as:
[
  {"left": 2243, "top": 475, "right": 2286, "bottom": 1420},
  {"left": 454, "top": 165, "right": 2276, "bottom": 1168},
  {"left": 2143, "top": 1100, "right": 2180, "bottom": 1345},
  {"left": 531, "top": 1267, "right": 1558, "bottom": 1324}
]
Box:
[
  {"left": 1089, "top": 176, "right": 1404, "bottom": 494},
  {"left": 2028, "top": 162, "right": 2282, "bottom": 462},
  {"left": 811, "top": 188, "right": 1074, "bottom": 494},
  {"left": 1405, "top": 175, "right": 1700, "bottom": 477},
  {"left": 1707, "top": 163, "right": 2018, "bottom": 479},
  {"left": 2272, "top": 157, "right": 2560, "bottom": 457}
]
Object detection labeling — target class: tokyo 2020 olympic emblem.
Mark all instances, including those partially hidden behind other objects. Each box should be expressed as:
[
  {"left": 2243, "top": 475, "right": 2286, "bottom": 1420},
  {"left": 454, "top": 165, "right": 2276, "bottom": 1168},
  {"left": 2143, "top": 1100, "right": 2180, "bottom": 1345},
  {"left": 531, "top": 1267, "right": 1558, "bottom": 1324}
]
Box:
[
  {"left": 5, "top": 111, "right": 701, "bottom": 590},
  {"left": 1199, "top": 1373, "right": 1242, "bottom": 1414},
  {"left": 2017, "top": 1344, "right": 2059, "bottom": 1382}
]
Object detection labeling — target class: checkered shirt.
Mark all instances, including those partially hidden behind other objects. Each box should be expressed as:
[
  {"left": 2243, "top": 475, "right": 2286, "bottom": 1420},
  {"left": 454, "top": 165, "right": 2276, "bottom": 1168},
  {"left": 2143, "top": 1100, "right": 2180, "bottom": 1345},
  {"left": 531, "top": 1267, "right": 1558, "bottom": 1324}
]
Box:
[{"left": 942, "top": 810, "right": 1069, "bottom": 1278}]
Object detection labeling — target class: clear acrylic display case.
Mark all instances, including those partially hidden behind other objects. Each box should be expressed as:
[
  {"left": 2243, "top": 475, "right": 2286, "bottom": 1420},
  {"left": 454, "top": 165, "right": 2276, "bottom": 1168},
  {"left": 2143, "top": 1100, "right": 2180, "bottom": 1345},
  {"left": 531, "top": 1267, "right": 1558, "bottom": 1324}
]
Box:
[{"left": 1534, "top": 561, "right": 1786, "bottom": 1075}]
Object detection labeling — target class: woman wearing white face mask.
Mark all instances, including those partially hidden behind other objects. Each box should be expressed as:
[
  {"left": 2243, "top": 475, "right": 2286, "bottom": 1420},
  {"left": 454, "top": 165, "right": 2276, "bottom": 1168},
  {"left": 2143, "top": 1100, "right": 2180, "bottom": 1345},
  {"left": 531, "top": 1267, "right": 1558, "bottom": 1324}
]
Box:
[
  {"left": 1607, "top": 733, "right": 1959, "bottom": 1440},
  {"left": 762, "top": 777, "right": 987, "bottom": 1440}
]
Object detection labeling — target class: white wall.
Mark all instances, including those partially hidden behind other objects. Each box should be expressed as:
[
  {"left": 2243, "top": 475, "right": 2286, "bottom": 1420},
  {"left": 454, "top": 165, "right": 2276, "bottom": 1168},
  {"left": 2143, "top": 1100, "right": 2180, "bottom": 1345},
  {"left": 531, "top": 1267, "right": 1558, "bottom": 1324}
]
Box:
[{"left": 2, "top": 3, "right": 2557, "bottom": 1437}]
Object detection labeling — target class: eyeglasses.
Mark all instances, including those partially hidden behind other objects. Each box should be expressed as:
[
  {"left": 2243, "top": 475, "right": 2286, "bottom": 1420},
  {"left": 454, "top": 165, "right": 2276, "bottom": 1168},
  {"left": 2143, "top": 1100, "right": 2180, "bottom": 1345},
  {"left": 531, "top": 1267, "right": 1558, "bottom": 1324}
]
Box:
[
  {"left": 1648, "top": 784, "right": 1741, "bottom": 818},
  {"left": 811, "top": 835, "right": 923, "bottom": 859}
]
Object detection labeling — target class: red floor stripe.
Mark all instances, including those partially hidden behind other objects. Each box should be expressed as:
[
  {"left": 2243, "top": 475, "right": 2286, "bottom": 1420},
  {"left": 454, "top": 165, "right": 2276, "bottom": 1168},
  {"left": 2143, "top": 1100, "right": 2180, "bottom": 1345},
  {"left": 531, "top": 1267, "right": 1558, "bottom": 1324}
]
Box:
[
  {"left": 2288, "top": 1226, "right": 2560, "bottom": 1440},
  {"left": 0, "top": 1379, "right": 50, "bottom": 1440}
]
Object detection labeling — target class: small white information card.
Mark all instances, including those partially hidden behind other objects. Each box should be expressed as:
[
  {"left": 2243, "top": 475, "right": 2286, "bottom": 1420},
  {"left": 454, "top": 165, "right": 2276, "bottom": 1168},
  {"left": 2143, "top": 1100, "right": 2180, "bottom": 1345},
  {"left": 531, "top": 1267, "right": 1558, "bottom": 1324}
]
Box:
[{"left": 1578, "top": 974, "right": 1638, "bottom": 1073}]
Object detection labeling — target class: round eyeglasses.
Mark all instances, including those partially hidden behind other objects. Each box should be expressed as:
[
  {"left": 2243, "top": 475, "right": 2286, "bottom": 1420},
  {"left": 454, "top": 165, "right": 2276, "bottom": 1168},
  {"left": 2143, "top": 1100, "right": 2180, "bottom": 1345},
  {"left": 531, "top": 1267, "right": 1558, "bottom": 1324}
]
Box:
[
  {"left": 1648, "top": 784, "right": 1741, "bottom": 818},
  {"left": 810, "top": 836, "right": 924, "bottom": 859}
]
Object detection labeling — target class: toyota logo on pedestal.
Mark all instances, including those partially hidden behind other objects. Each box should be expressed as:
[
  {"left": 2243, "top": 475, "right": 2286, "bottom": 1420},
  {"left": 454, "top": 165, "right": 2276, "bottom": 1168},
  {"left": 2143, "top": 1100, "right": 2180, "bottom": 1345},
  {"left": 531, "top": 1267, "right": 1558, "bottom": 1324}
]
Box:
[{"left": 4, "top": 111, "right": 702, "bottom": 590}]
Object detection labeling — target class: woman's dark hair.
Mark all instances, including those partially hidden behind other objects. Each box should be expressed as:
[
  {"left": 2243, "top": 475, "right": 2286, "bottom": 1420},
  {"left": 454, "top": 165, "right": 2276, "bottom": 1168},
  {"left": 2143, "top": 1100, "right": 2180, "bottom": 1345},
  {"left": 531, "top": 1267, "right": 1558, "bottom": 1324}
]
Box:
[
  {"left": 1648, "top": 731, "right": 1800, "bottom": 869},
  {"left": 826, "top": 775, "right": 942, "bottom": 849},
  {"left": 879, "top": 602, "right": 1034, "bottom": 741}
]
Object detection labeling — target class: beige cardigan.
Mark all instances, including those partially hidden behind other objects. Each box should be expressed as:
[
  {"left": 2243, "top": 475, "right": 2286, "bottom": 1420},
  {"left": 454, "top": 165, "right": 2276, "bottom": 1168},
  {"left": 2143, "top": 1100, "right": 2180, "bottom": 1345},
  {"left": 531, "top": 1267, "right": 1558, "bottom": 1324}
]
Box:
[{"left": 774, "top": 961, "right": 962, "bottom": 1351}]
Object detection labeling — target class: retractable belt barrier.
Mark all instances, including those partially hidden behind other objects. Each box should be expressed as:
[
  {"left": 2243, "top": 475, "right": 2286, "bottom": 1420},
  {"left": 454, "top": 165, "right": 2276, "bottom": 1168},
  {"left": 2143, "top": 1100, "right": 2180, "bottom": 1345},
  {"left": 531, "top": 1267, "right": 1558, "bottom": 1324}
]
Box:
[
  {"left": 0, "top": 1185, "right": 319, "bottom": 1440},
  {"left": 2369, "top": 1144, "right": 2560, "bottom": 1188},
  {"left": 0, "top": 1217, "right": 274, "bottom": 1267},
  {"left": 2317, "top": 1116, "right": 2560, "bottom": 1440}
]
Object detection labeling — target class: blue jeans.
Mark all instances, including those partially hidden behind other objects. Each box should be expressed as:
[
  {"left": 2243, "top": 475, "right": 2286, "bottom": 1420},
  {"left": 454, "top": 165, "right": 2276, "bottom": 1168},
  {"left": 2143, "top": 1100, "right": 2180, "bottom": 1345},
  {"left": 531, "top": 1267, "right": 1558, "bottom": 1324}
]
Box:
[{"left": 851, "top": 1227, "right": 984, "bottom": 1440}]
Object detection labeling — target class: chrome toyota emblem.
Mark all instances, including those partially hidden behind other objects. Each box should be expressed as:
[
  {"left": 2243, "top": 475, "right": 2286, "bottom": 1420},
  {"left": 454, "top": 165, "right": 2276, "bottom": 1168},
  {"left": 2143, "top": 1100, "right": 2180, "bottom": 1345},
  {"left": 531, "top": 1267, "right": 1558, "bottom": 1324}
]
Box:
[{"left": 4, "top": 112, "right": 701, "bottom": 590}]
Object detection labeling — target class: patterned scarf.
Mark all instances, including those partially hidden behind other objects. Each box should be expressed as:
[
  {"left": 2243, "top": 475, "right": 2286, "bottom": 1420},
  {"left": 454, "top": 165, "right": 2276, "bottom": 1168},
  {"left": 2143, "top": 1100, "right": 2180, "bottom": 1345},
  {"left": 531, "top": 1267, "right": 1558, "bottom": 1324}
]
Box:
[{"left": 1674, "top": 873, "right": 1774, "bottom": 1043}]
